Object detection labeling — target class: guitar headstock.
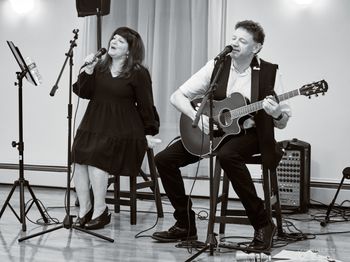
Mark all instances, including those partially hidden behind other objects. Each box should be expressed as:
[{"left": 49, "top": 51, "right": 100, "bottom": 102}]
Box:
[{"left": 299, "top": 80, "right": 328, "bottom": 98}]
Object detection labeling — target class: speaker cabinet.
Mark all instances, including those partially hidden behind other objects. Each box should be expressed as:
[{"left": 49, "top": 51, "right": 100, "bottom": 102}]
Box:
[
  {"left": 277, "top": 139, "right": 311, "bottom": 213},
  {"left": 76, "top": 0, "right": 111, "bottom": 17}
]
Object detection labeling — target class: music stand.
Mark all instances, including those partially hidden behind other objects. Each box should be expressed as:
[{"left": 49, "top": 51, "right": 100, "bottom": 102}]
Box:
[{"left": 0, "top": 41, "right": 48, "bottom": 231}]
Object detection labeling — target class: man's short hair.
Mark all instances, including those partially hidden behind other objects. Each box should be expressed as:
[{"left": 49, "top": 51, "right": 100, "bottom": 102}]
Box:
[{"left": 235, "top": 20, "right": 265, "bottom": 45}]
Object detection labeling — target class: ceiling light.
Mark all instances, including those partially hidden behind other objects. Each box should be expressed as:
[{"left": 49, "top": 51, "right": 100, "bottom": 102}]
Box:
[{"left": 10, "top": 0, "right": 34, "bottom": 14}]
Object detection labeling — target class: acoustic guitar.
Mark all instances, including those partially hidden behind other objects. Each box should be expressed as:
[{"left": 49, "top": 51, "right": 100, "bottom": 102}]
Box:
[{"left": 180, "top": 80, "right": 328, "bottom": 157}]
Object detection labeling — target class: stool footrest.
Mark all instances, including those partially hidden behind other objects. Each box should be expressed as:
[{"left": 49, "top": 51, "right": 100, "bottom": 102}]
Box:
[
  {"left": 215, "top": 216, "right": 250, "bottom": 225},
  {"left": 224, "top": 209, "right": 246, "bottom": 216},
  {"left": 136, "top": 181, "right": 154, "bottom": 190}
]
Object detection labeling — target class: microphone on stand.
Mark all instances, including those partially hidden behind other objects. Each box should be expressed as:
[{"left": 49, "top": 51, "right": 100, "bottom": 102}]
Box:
[
  {"left": 50, "top": 48, "right": 107, "bottom": 97},
  {"left": 80, "top": 48, "right": 107, "bottom": 69},
  {"left": 214, "top": 45, "right": 233, "bottom": 61}
]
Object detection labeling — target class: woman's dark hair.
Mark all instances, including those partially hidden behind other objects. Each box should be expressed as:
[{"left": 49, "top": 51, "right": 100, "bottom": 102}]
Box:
[
  {"left": 97, "top": 27, "right": 145, "bottom": 78},
  {"left": 235, "top": 20, "right": 265, "bottom": 45}
]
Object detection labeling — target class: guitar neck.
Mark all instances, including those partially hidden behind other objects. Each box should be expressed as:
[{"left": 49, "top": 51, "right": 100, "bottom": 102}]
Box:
[{"left": 231, "top": 89, "right": 300, "bottom": 118}]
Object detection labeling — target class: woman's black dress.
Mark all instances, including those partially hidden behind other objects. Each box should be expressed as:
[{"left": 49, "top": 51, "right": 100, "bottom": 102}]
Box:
[{"left": 72, "top": 66, "right": 159, "bottom": 175}]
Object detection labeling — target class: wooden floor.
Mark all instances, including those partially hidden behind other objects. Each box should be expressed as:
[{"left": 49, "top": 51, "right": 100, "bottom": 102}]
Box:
[{"left": 0, "top": 184, "right": 349, "bottom": 262}]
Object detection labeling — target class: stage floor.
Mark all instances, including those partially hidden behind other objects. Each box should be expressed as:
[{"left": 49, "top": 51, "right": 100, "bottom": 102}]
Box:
[{"left": 0, "top": 184, "right": 348, "bottom": 261}]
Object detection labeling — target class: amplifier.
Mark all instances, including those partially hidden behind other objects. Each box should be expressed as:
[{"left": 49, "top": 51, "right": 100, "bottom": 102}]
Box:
[{"left": 276, "top": 138, "right": 311, "bottom": 213}]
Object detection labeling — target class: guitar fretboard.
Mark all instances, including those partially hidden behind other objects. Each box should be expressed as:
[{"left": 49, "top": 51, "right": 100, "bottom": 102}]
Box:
[{"left": 230, "top": 89, "right": 300, "bottom": 118}]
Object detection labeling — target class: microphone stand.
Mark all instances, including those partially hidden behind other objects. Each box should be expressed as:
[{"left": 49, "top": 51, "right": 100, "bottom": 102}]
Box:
[
  {"left": 19, "top": 29, "right": 113, "bottom": 243},
  {"left": 185, "top": 58, "right": 225, "bottom": 261}
]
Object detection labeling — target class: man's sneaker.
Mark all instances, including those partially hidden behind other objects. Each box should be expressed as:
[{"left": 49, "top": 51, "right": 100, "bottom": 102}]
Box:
[{"left": 152, "top": 223, "right": 197, "bottom": 243}]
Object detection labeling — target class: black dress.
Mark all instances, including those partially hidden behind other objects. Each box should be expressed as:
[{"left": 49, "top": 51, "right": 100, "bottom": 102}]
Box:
[{"left": 72, "top": 66, "right": 159, "bottom": 175}]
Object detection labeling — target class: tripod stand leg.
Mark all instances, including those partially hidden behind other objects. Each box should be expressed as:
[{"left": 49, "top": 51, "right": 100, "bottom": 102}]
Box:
[
  {"left": 25, "top": 181, "right": 49, "bottom": 223},
  {"left": 0, "top": 183, "right": 18, "bottom": 218},
  {"left": 0, "top": 180, "right": 29, "bottom": 231},
  {"left": 73, "top": 226, "right": 114, "bottom": 242},
  {"left": 321, "top": 176, "right": 345, "bottom": 227},
  {"left": 0, "top": 179, "right": 51, "bottom": 231},
  {"left": 184, "top": 245, "right": 210, "bottom": 262},
  {"left": 18, "top": 224, "right": 65, "bottom": 242}
]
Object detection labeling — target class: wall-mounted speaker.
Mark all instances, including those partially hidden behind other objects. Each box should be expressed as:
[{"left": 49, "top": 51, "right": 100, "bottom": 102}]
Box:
[
  {"left": 277, "top": 138, "right": 311, "bottom": 213},
  {"left": 76, "top": 0, "right": 111, "bottom": 17}
]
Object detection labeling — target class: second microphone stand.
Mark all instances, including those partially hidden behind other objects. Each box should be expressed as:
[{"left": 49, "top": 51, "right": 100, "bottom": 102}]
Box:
[
  {"left": 185, "top": 58, "right": 225, "bottom": 261},
  {"left": 19, "top": 29, "right": 113, "bottom": 243}
]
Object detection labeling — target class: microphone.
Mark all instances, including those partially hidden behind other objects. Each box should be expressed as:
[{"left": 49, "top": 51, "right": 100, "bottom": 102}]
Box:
[
  {"left": 81, "top": 48, "right": 107, "bottom": 68},
  {"left": 214, "top": 45, "right": 233, "bottom": 61}
]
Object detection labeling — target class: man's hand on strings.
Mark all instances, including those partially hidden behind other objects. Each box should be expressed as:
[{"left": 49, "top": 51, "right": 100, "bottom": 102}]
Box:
[
  {"left": 195, "top": 103, "right": 218, "bottom": 135},
  {"left": 262, "top": 95, "right": 282, "bottom": 119}
]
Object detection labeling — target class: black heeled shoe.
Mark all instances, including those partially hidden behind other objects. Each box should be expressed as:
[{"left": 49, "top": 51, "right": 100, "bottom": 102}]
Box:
[
  {"left": 75, "top": 207, "right": 93, "bottom": 228},
  {"left": 84, "top": 207, "right": 111, "bottom": 230}
]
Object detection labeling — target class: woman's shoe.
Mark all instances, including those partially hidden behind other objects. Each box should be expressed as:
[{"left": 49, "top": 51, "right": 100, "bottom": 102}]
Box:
[
  {"left": 75, "top": 207, "right": 93, "bottom": 228},
  {"left": 84, "top": 207, "right": 111, "bottom": 230}
]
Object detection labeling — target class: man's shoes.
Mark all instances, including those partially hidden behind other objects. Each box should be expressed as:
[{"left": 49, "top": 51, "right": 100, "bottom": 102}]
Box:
[
  {"left": 84, "top": 207, "right": 111, "bottom": 230},
  {"left": 248, "top": 221, "right": 276, "bottom": 251},
  {"left": 152, "top": 223, "right": 197, "bottom": 243},
  {"left": 74, "top": 207, "right": 93, "bottom": 228}
]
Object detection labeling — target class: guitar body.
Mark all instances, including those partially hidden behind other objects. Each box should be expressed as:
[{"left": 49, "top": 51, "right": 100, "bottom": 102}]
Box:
[
  {"left": 180, "top": 93, "right": 248, "bottom": 157},
  {"left": 179, "top": 79, "right": 328, "bottom": 157}
]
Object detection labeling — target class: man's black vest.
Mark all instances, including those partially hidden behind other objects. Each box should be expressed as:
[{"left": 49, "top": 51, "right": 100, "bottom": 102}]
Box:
[{"left": 210, "top": 56, "right": 283, "bottom": 169}]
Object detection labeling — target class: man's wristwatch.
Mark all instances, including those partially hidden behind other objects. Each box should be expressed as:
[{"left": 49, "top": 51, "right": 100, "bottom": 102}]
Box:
[{"left": 273, "top": 113, "right": 284, "bottom": 121}]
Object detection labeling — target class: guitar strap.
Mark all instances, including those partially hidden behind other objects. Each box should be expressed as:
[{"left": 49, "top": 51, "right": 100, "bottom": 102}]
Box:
[{"left": 250, "top": 56, "right": 260, "bottom": 103}]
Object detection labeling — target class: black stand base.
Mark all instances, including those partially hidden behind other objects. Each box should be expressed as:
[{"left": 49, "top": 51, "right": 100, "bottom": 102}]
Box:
[
  {"left": 184, "top": 233, "right": 218, "bottom": 261},
  {"left": 18, "top": 214, "right": 114, "bottom": 242},
  {"left": 0, "top": 179, "right": 48, "bottom": 232},
  {"left": 218, "top": 241, "right": 271, "bottom": 255}
]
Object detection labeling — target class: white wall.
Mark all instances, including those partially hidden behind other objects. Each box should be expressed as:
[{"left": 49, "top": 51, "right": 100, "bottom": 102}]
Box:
[
  {"left": 0, "top": 1, "right": 83, "bottom": 163},
  {"left": 0, "top": 0, "right": 83, "bottom": 186}
]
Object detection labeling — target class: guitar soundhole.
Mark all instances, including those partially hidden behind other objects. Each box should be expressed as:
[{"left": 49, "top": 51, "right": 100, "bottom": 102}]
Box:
[{"left": 218, "top": 108, "right": 232, "bottom": 127}]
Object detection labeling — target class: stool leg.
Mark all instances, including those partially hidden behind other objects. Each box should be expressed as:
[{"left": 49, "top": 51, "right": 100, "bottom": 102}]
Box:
[
  {"left": 114, "top": 175, "right": 120, "bottom": 213},
  {"left": 211, "top": 158, "right": 229, "bottom": 235},
  {"left": 147, "top": 149, "right": 163, "bottom": 218},
  {"left": 212, "top": 158, "right": 222, "bottom": 215},
  {"left": 270, "top": 169, "right": 283, "bottom": 235},
  {"left": 262, "top": 167, "right": 272, "bottom": 219},
  {"left": 219, "top": 173, "right": 229, "bottom": 235},
  {"left": 130, "top": 175, "right": 137, "bottom": 225}
]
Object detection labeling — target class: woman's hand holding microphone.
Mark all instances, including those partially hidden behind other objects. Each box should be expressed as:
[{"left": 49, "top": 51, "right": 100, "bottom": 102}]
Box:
[{"left": 83, "top": 54, "right": 99, "bottom": 75}]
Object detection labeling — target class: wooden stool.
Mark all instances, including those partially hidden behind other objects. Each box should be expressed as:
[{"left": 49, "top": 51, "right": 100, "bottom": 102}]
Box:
[
  {"left": 213, "top": 155, "right": 283, "bottom": 236},
  {"left": 106, "top": 148, "right": 163, "bottom": 225}
]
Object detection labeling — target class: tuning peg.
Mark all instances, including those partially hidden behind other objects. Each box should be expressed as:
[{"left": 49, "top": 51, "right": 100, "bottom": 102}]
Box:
[{"left": 308, "top": 96, "right": 311, "bottom": 99}]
